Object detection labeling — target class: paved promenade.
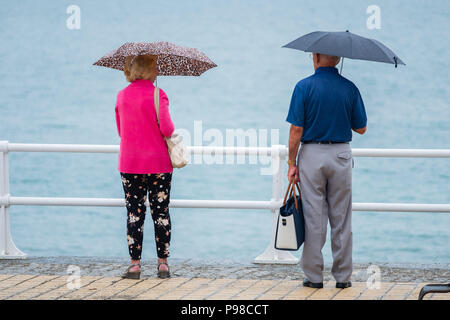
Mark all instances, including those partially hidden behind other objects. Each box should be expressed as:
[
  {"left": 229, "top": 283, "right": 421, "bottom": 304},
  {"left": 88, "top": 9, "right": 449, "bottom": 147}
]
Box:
[{"left": 0, "top": 257, "right": 448, "bottom": 300}]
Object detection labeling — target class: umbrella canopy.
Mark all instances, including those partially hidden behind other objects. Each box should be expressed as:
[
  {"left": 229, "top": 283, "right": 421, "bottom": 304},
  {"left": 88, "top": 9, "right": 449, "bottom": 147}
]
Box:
[
  {"left": 93, "top": 41, "right": 217, "bottom": 76},
  {"left": 283, "top": 30, "right": 405, "bottom": 68}
]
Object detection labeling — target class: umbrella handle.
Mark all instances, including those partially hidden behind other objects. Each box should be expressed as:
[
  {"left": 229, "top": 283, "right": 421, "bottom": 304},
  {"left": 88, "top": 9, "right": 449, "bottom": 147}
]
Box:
[{"left": 340, "top": 57, "right": 344, "bottom": 75}]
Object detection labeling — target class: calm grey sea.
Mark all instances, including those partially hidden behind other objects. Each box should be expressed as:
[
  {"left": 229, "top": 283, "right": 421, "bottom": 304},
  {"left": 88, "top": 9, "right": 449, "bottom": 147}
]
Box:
[{"left": 1, "top": 0, "right": 449, "bottom": 264}]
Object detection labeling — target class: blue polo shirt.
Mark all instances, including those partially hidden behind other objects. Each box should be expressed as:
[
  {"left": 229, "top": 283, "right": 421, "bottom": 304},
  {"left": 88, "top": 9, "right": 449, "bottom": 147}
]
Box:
[{"left": 286, "top": 66, "right": 367, "bottom": 142}]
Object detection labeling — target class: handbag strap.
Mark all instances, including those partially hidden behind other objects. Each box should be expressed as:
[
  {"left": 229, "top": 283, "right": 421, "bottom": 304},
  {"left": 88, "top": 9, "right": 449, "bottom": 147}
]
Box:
[
  {"left": 283, "top": 181, "right": 293, "bottom": 205},
  {"left": 154, "top": 87, "right": 160, "bottom": 125},
  {"left": 294, "top": 182, "right": 301, "bottom": 200},
  {"left": 153, "top": 87, "right": 171, "bottom": 144},
  {"left": 283, "top": 181, "right": 300, "bottom": 210},
  {"left": 283, "top": 181, "right": 301, "bottom": 204},
  {"left": 290, "top": 183, "right": 299, "bottom": 210}
]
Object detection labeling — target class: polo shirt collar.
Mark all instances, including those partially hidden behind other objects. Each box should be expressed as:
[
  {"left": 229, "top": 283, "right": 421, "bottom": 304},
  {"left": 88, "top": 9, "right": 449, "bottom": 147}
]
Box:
[{"left": 314, "top": 66, "right": 339, "bottom": 75}]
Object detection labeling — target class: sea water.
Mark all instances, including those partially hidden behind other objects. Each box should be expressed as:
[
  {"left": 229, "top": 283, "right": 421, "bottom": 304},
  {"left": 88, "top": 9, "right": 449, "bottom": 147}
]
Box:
[{"left": 0, "top": 0, "right": 449, "bottom": 264}]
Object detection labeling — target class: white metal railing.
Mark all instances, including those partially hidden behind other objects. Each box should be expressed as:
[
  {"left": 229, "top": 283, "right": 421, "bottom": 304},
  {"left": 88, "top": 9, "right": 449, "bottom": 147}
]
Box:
[{"left": 1, "top": 140, "right": 450, "bottom": 262}]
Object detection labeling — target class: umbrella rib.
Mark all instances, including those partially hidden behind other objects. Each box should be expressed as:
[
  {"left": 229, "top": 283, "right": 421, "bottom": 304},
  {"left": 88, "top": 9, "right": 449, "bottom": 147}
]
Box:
[
  {"left": 369, "top": 38, "right": 405, "bottom": 65},
  {"left": 156, "top": 52, "right": 216, "bottom": 66},
  {"left": 121, "top": 42, "right": 216, "bottom": 66},
  {"left": 123, "top": 51, "right": 217, "bottom": 69},
  {"left": 157, "top": 53, "right": 213, "bottom": 76},
  {"left": 355, "top": 39, "right": 397, "bottom": 64},
  {"left": 303, "top": 32, "right": 330, "bottom": 53}
]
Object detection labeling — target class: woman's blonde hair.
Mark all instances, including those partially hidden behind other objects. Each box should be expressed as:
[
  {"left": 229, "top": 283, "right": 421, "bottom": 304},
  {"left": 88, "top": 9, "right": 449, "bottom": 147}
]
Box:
[{"left": 124, "top": 54, "right": 157, "bottom": 82}]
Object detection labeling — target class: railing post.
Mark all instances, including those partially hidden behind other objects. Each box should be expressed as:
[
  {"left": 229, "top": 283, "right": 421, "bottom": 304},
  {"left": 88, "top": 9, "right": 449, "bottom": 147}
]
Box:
[
  {"left": 253, "top": 144, "right": 299, "bottom": 264},
  {"left": 0, "top": 141, "right": 26, "bottom": 259}
]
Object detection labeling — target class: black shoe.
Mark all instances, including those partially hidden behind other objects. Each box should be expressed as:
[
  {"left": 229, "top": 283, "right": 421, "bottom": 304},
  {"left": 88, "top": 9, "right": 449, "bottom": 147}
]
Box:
[
  {"left": 336, "top": 281, "right": 352, "bottom": 289},
  {"left": 303, "top": 279, "right": 323, "bottom": 289}
]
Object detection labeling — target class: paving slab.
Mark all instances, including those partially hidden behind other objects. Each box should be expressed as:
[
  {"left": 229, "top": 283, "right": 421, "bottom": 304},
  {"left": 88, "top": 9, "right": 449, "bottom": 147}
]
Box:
[{"left": 0, "top": 256, "right": 448, "bottom": 300}]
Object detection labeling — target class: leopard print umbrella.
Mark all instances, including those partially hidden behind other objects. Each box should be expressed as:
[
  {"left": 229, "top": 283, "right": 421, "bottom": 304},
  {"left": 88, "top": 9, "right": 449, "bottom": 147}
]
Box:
[{"left": 93, "top": 42, "right": 217, "bottom": 76}]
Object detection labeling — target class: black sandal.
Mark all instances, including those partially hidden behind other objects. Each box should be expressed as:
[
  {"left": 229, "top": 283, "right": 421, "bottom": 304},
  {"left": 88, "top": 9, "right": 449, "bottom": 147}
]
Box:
[
  {"left": 157, "top": 262, "right": 170, "bottom": 279},
  {"left": 121, "top": 263, "right": 141, "bottom": 280}
]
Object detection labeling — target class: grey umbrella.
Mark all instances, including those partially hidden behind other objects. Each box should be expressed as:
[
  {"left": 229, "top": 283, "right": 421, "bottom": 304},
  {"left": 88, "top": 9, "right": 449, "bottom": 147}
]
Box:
[{"left": 283, "top": 30, "right": 405, "bottom": 73}]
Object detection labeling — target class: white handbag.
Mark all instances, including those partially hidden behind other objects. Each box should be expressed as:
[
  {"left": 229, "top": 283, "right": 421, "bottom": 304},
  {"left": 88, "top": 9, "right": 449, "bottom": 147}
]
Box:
[
  {"left": 275, "top": 213, "right": 299, "bottom": 250},
  {"left": 154, "top": 87, "right": 189, "bottom": 168},
  {"left": 274, "top": 181, "right": 305, "bottom": 251}
]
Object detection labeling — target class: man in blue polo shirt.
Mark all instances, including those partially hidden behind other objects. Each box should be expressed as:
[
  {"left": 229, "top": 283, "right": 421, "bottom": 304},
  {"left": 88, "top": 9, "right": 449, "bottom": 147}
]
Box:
[{"left": 286, "top": 53, "right": 367, "bottom": 289}]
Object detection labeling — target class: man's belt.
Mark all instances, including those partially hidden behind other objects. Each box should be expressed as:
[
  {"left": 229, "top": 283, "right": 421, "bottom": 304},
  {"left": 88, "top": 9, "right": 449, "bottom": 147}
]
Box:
[{"left": 302, "top": 141, "right": 349, "bottom": 144}]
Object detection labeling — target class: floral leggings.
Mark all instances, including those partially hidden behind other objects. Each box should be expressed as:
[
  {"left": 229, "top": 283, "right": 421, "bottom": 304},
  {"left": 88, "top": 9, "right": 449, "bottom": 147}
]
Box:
[{"left": 120, "top": 172, "right": 172, "bottom": 260}]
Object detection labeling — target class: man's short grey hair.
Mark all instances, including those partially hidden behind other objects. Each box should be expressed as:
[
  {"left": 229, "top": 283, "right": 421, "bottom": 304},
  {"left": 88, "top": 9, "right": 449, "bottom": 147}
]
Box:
[{"left": 317, "top": 53, "right": 341, "bottom": 66}]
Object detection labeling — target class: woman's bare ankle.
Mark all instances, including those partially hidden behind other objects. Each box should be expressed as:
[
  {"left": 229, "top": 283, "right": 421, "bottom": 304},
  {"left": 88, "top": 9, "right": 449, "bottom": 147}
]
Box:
[
  {"left": 130, "top": 259, "right": 141, "bottom": 272},
  {"left": 158, "top": 258, "right": 168, "bottom": 271}
]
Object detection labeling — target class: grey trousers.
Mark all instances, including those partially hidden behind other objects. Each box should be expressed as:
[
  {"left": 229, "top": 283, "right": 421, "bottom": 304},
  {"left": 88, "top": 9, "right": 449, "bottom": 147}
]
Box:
[{"left": 297, "top": 142, "right": 353, "bottom": 283}]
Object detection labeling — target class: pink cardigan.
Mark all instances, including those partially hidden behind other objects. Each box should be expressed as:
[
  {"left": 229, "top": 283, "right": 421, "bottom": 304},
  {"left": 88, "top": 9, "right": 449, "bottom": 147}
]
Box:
[{"left": 115, "top": 79, "right": 174, "bottom": 174}]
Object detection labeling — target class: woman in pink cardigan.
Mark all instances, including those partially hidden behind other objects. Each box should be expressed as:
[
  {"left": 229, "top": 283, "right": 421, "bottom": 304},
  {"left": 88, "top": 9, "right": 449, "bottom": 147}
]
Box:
[{"left": 115, "top": 54, "right": 174, "bottom": 279}]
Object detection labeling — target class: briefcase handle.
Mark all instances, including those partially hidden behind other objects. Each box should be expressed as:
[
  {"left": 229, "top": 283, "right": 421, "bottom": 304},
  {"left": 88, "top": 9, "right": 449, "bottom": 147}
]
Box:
[{"left": 283, "top": 181, "right": 302, "bottom": 210}]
